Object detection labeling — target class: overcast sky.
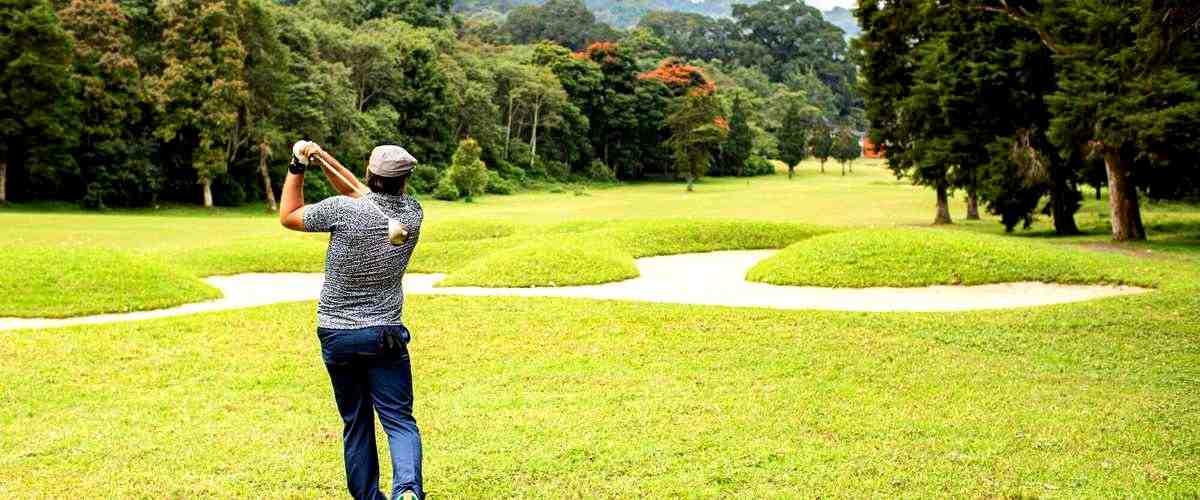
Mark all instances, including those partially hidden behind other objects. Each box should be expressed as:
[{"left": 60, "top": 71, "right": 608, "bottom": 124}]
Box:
[{"left": 804, "top": 0, "right": 856, "bottom": 10}]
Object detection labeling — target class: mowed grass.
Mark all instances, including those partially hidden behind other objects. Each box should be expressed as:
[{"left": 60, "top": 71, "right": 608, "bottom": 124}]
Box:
[
  {"left": 0, "top": 244, "right": 220, "bottom": 318},
  {"left": 2, "top": 159, "right": 1198, "bottom": 314},
  {"left": 2, "top": 160, "right": 1200, "bottom": 496},
  {"left": 2, "top": 281, "right": 1198, "bottom": 496},
  {"left": 436, "top": 220, "right": 826, "bottom": 287},
  {"left": 439, "top": 237, "right": 639, "bottom": 287},
  {"left": 747, "top": 228, "right": 1160, "bottom": 288}
]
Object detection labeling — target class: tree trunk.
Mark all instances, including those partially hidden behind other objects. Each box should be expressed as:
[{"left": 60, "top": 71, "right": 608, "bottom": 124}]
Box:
[
  {"left": 965, "top": 190, "right": 980, "bottom": 220},
  {"left": 934, "top": 184, "right": 953, "bottom": 225},
  {"left": 819, "top": 160, "right": 825, "bottom": 173},
  {"left": 202, "top": 178, "right": 214, "bottom": 208},
  {"left": 686, "top": 173, "right": 695, "bottom": 192},
  {"left": 1102, "top": 149, "right": 1146, "bottom": 241},
  {"left": 529, "top": 103, "right": 540, "bottom": 168},
  {"left": 1050, "top": 189, "right": 1080, "bottom": 235},
  {"left": 259, "top": 142, "right": 277, "bottom": 212},
  {"left": 788, "top": 165, "right": 795, "bottom": 179},
  {"left": 0, "top": 158, "right": 6, "bottom": 204},
  {"left": 504, "top": 96, "right": 515, "bottom": 160},
  {"left": 841, "top": 162, "right": 845, "bottom": 176},
  {"left": 1095, "top": 185, "right": 1102, "bottom": 200},
  {"left": 849, "top": 160, "right": 854, "bottom": 173}
]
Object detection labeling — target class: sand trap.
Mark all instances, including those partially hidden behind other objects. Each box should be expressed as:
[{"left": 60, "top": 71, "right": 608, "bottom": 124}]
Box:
[{"left": 0, "top": 250, "right": 1147, "bottom": 331}]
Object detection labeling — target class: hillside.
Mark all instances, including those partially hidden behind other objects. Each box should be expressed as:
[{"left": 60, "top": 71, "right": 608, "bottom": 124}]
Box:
[{"left": 455, "top": 0, "right": 858, "bottom": 33}]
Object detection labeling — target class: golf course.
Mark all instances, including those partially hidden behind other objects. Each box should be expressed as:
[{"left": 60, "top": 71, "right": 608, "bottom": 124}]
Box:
[{"left": 2, "top": 160, "right": 1198, "bottom": 497}]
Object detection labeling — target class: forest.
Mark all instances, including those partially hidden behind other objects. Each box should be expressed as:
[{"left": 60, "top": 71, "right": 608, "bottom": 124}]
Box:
[
  {"left": 856, "top": 0, "right": 1200, "bottom": 241},
  {"left": 0, "top": 0, "right": 862, "bottom": 208}
]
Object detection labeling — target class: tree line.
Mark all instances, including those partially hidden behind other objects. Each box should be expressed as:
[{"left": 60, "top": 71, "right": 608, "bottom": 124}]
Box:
[
  {"left": 857, "top": 0, "right": 1200, "bottom": 241},
  {"left": 0, "top": 0, "right": 861, "bottom": 208}
]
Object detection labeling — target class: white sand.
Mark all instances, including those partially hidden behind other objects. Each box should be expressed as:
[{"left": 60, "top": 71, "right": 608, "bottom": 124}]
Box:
[{"left": 0, "top": 250, "right": 1147, "bottom": 331}]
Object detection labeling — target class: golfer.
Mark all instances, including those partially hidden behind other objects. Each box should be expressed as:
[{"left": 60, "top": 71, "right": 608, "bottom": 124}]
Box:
[{"left": 279, "top": 141, "right": 425, "bottom": 500}]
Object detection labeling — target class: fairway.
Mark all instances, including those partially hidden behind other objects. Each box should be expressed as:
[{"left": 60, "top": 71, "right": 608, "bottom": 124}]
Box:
[{"left": 2, "top": 162, "right": 1200, "bottom": 497}]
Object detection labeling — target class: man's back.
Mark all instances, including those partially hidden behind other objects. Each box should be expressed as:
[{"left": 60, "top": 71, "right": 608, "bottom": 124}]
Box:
[{"left": 303, "top": 192, "right": 423, "bottom": 329}]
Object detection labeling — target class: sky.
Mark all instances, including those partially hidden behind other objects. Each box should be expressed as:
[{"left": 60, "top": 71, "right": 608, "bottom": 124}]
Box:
[{"left": 803, "top": 0, "right": 856, "bottom": 10}]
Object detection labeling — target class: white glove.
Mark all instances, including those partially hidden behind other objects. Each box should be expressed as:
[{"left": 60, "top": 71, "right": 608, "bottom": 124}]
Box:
[{"left": 292, "top": 140, "right": 316, "bottom": 165}]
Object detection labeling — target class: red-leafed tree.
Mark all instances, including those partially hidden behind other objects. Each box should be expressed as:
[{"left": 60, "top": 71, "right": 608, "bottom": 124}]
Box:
[{"left": 637, "top": 58, "right": 714, "bottom": 97}]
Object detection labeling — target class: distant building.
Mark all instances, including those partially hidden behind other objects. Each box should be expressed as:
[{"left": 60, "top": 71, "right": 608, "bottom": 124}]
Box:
[{"left": 861, "top": 136, "right": 885, "bottom": 158}]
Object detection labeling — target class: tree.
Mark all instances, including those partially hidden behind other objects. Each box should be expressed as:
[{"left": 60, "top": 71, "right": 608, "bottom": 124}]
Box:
[
  {"left": 985, "top": 0, "right": 1200, "bottom": 240},
  {"left": 858, "top": 1, "right": 962, "bottom": 225},
  {"left": 0, "top": 0, "right": 79, "bottom": 204},
  {"left": 448, "top": 138, "right": 488, "bottom": 200},
  {"left": 442, "top": 47, "right": 501, "bottom": 154},
  {"left": 776, "top": 100, "right": 811, "bottom": 179},
  {"left": 731, "top": 0, "right": 857, "bottom": 115},
  {"left": 353, "top": 0, "right": 452, "bottom": 27},
  {"left": 832, "top": 127, "right": 859, "bottom": 176},
  {"left": 533, "top": 41, "right": 600, "bottom": 172},
  {"left": 665, "top": 90, "right": 727, "bottom": 191},
  {"left": 150, "top": 0, "right": 247, "bottom": 207},
  {"left": 808, "top": 121, "right": 834, "bottom": 174},
  {"left": 232, "top": 0, "right": 289, "bottom": 211},
  {"left": 504, "top": 0, "right": 616, "bottom": 50},
  {"left": 575, "top": 42, "right": 644, "bottom": 177},
  {"left": 720, "top": 94, "right": 753, "bottom": 176},
  {"left": 512, "top": 66, "right": 568, "bottom": 169},
  {"left": 59, "top": 0, "right": 147, "bottom": 208}
]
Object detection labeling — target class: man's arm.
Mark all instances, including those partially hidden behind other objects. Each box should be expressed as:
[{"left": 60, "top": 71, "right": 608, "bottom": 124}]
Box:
[{"left": 279, "top": 166, "right": 306, "bottom": 231}]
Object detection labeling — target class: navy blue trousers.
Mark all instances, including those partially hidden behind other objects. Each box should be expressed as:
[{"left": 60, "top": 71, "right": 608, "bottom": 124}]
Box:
[{"left": 318, "top": 325, "right": 423, "bottom": 500}]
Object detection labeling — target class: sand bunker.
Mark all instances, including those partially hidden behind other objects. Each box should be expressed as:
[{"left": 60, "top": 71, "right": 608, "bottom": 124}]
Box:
[{"left": 0, "top": 250, "right": 1147, "bottom": 331}]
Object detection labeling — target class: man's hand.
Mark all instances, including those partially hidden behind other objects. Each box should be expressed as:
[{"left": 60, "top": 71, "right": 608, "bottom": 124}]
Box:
[{"left": 300, "top": 142, "right": 323, "bottom": 160}]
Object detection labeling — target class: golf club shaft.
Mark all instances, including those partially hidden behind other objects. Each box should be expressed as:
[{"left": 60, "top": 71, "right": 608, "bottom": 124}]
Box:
[{"left": 310, "top": 154, "right": 369, "bottom": 198}]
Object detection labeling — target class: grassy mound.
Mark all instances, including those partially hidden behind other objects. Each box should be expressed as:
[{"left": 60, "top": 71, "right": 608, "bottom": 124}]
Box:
[
  {"left": 420, "top": 219, "right": 519, "bottom": 242},
  {"left": 602, "top": 219, "right": 828, "bottom": 257},
  {"left": 408, "top": 236, "right": 525, "bottom": 273},
  {"left": 437, "top": 236, "right": 638, "bottom": 287},
  {"left": 0, "top": 245, "right": 220, "bottom": 318},
  {"left": 428, "top": 219, "right": 825, "bottom": 287},
  {"left": 747, "top": 228, "right": 1157, "bottom": 288},
  {"left": 174, "top": 237, "right": 329, "bottom": 276}
]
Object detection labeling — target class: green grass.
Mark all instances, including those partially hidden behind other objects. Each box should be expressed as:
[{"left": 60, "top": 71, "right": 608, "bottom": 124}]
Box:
[
  {"left": 2, "top": 159, "right": 1200, "bottom": 496},
  {"left": 1, "top": 158, "right": 1196, "bottom": 313},
  {"left": 2, "top": 281, "right": 1198, "bottom": 496},
  {"left": 0, "top": 244, "right": 220, "bottom": 318},
  {"left": 439, "top": 236, "right": 639, "bottom": 287},
  {"left": 434, "top": 219, "right": 827, "bottom": 287},
  {"left": 747, "top": 228, "right": 1161, "bottom": 288}
]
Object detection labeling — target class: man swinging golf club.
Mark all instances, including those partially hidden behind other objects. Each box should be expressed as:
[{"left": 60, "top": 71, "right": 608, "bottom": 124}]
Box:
[{"left": 279, "top": 141, "right": 425, "bottom": 500}]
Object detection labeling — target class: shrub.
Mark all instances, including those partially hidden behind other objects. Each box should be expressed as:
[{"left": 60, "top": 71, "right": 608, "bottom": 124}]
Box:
[
  {"left": 541, "top": 159, "right": 570, "bottom": 181},
  {"left": 409, "top": 164, "right": 440, "bottom": 194},
  {"left": 743, "top": 155, "right": 775, "bottom": 176},
  {"left": 449, "top": 139, "right": 489, "bottom": 200},
  {"left": 526, "top": 160, "right": 548, "bottom": 179},
  {"left": 495, "top": 160, "right": 528, "bottom": 185},
  {"left": 432, "top": 175, "right": 460, "bottom": 200},
  {"left": 486, "top": 171, "right": 515, "bottom": 195},
  {"left": 585, "top": 159, "right": 616, "bottom": 182}
]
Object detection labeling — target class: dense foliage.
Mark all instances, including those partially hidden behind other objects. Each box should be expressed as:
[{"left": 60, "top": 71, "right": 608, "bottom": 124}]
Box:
[{"left": 0, "top": 0, "right": 860, "bottom": 206}]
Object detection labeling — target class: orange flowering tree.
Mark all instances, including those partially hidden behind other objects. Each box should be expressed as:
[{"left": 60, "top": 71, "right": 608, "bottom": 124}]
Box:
[{"left": 637, "top": 58, "right": 715, "bottom": 97}]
